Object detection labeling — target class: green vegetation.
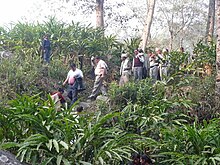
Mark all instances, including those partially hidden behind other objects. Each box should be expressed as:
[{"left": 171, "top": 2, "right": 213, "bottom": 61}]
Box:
[{"left": 0, "top": 19, "right": 220, "bottom": 165}]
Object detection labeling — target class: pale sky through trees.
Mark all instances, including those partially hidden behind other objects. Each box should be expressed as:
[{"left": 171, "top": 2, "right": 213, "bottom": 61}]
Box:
[
  {"left": 0, "top": 0, "right": 210, "bottom": 51},
  {"left": 0, "top": 0, "right": 95, "bottom": 26},
  {"left": 0, "top": 0, "right": 40, "bottom": 25}
]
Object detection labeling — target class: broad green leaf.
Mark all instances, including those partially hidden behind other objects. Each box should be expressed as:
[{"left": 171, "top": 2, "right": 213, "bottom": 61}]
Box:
[
  {"left": 98, "top": 156, "right": 104, "bottom": 165},
  {"left": 60, "top": 140, "right": 69, "bottom": 150},
  {"left": 46, "top": 139, "right": 53, "bottom": 151},
  {"left": 41, "top": 157, "right": 54, "bottom": 165},
  {"left": 214, "top": 157, "right": 220, "bottom": 162},
  {"left": 57, "top": 155, "right": 62, "bottom": 165},
  {"left": 105, "top": 151, "right": 112, "bottom": 159},
  {"left": 53, "top": 139, "right": 59, "bottom": 153},
  {"left": 62, "top": 158, "right": 71, "bottom": 165},
  {"left": 0, "top": 142, "right": 18, "bottom": 149},
  {"left": 79, "top": 161, "right": 92, "bottom": 165}
]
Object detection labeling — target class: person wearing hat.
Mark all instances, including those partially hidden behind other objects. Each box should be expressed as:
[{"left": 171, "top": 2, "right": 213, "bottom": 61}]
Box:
[{"left": 119, "top": 52, "right": 131, "bottom": 86}]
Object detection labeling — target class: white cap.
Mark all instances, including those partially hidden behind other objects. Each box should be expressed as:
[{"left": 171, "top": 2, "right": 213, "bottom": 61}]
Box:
[
  {"left": 155, "top": 47, "right": 160, "bottom": 52},
  {"left": 121, "top": 53, "right": 127, "bottom": 58},
  {"left": 162, "top": 48, "right": 168, "bottom": 53}
]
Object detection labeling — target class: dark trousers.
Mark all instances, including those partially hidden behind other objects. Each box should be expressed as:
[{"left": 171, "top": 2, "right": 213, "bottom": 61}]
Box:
[
  {"left": 67, "top": 83, "right": 78, "bottom": 106},
  {"left": 76, "top": 77, "right": 85, "bottom": 91},
  {"left": 43, "top": 49, "right": 50, "bottom": 63}
]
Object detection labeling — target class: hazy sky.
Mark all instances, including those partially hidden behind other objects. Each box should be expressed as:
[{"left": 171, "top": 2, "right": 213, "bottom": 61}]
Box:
[
  {"left": 0, "top": 0, "right": 38, "bottom": 25},
  {"left": 0, "top": 0, "right": 97, "bottom": 26}
]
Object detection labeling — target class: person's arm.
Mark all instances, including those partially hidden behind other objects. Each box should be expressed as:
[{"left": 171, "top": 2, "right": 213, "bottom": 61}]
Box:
[
  {"left": 99, "top": 62, "right": 107, "bottom": 77},
  {"left": 124, "top": 59, "right": 131, "bottom": 70},
  {"left": 63, "top": 75, "right": 69, "bottom": 86},
  {"left": 42, "top": 40, "right": 45, "bottom": 52},
  {"left": 132, "top": 58, "right": 134, "bottom": 72},
  {"left": 58, "top": 92, "right": 66, "bottom": 103},
  {"left": 139, "top": 55, "right": 145, "bottom": 63},
  {"left": 100, "top": 67, "right": 106, "bottom": 77}
]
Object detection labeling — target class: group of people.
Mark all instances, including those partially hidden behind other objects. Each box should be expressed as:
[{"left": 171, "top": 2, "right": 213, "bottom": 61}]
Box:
[
  {"left": 50, "top": 47, "right": 171, "bottom": 109},
  {"left": 51, "top": 56, "right": 109, "bottom": 109},
  {"left": 119, "top": 47, "right": 169, "bottom": 86},
  {"left": 42, "top": 34, "right": 170, "bottom": 105}
]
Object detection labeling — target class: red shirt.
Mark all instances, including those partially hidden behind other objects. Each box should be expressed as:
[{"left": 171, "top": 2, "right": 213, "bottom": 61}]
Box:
[
  {"left": 51, "top": 92, "right": 65, "bottom": 103},
  {"left": 134, "top": 56, "right": 143, "bottom": 67}
]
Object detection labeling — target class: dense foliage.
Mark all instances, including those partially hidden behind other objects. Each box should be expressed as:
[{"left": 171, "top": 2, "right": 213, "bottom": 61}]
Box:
[{"left": 0, "top": 20, "right": 219, "bottom": 165}]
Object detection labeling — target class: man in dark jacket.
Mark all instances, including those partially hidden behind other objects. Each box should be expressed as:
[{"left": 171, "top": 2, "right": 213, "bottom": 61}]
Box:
[{"left": 42, "top": 34, "right": 51, "bottom": 63}]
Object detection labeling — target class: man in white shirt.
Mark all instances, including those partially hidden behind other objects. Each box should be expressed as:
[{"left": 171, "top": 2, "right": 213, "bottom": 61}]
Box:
[
  {"left": 88, "top": 56, "right": 108, "bottom": 100},
  {"left": 149, "top": 52, "right": 159, "bottom": 82},
  {"left": 63, "top": 63, "right": 83, "bottom": 106},
  {"left": 119, "top": 53, "right": 131, "bottom": 86},
  {"left": 156, "top": 48, "right": 168, "bottom": 81}
]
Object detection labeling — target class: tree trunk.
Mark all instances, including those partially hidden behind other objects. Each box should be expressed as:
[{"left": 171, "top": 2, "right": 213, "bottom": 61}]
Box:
[
  {"left": 96, "top": 0, "right": 104, "bottom": 28},
  {"left": 169, "top": 30, "right": 174, "bottom": 51},
  {"left": 216, "top": 0, "right": 220, "bottom": 94},
  {"left": 206, "top": 0, "right": 215, "bottom": 43},
  {"left": 139, "top": 0, "right": 156, "bottom": 51}
]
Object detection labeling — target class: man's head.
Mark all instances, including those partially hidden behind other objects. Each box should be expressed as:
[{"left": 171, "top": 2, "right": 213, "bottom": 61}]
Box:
[
  {"left": 44, "top": 34, "right": 49, "bottom": 39},
  {"left": 180, "top": 47, "right": 184, "bottom": 53},
  {"left": 131, "top": 153, "right": 140, "bottom": 165},
  {"left": 95, "top": 56, "right": 101, "bottom": 64},
  {"left": 76, "top": 106, "right": 83, "bottom": 113},
  {"left": 134, "top": 49, "right": 139, "bottom": 55},
  {"left": 155, "top": 48, "right": 161, "bottom": 54},
  {"left": 70, "top": 63, "right": 76, "bottom": 71},
  {"left": 121, "top": 53, "right": 128, "bottom": 60},
  {"left": 140, "top": 154, "right": 152, "bottom": 165},
  {"left": 138, "top": 48, "right": 144, "bottom": 53},
  {"left": 58, "top": 88, "right": 64, "bottom": 94}
]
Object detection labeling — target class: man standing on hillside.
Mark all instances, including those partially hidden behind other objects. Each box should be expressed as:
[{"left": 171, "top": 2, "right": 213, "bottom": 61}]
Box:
[
  {"left": 42, "top": 34, "right": 51, "bottom": 63},
  {"left": 132, "top": 49, "right": 145, "bottom": 81},
  {"left": 119, "top": 53, "right": 131, "bottom": 86},
  {"left": 156, "top": 48, "right": 168, "bottom": 81},
  {"left": 63, "top": 63, "right": 83, "bottom": 106},
  {"left": 88, "top": 56, "right": 108, "bottom": 101},
  {"left": 149, "top": 51, "right": 159, "bottom": 83}
]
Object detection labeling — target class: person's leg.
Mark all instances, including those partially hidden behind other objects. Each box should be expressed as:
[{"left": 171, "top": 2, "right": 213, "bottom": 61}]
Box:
[
  {"left": 100, "top": 77, "right": 107, "bottom": 96},
  {"left": 119, "top": 75, "right": 124, "bottom": 86},
  {"left": 46, "top": 51, "right": 50, "bottom": 63},
  {"left": 67, "top": 86, "right": 73, "bottom": 100},
  {"left": 123, "top": 73, "right": 129, "bottom": 84},
  {"left": 89, "top": 75, "right": 103, "bottom": 98},
  {"left": 152, "top": 66, "right": 158, "bottom": 81},
  {"left": 161, "top": 67, "right": 168, "bottom": 80},
  {"left": 150, "top": 68, "right": 153, "bottom": 79},
  {"left": 142, "top": 66, "right": 147, "bottom": 79},
  {"left": 76, "top": 77, "right": 85, "bottom": 91},
  {"left": 43, "top": 52, "right": 47, "bottom": 63},
  {"left": 70, "top": 88, "right": 78, "bottom": 106},
  {"left": 69, "top": 83, "right": 78, "bottom": 106},
  {"left": 137, "top": 67, "right": 143, "bottom": 81},
  {"left": 43, "top": 50, "right": 50, "bottom": 63},
  {"left": 134, "top": 67, "right": 138, "bottom": 81}
]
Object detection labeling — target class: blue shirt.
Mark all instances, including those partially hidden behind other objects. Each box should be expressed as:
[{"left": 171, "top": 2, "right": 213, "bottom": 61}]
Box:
[{"left": 42, "top": 39, "right": 51, "bottom": 50}]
